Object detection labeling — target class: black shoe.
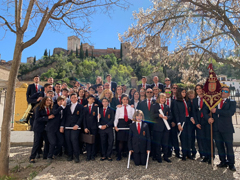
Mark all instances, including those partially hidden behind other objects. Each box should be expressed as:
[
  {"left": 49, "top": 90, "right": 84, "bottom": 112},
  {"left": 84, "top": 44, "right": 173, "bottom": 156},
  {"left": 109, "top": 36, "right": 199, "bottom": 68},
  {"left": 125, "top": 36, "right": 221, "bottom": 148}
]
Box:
[
  {"left": 116, "top": 157, "right": 122, "bottom": 161},
  {"left": 67, "top": 156, "right": 73, "bottom": 161},
  {"left": 192, "top": 154, "right": 196, "bottom": 159},
  {"left": 176, "top": 154, "right": 182, "bottom": 159},
  {"left": 208, "top": 159, "right": 213, "bottom": 164},
  {"left": 182, "top": 157, "right": 186, "bottom": 161},
  {"left": 229, "top": 165, "right": 236, "bottom": 171},
  {"left": 164, "top": 158, "right": 172, "bottom": 163},
  {"left": 108, "top": 157, "right": 113, "bottom": 161},
  {"left": 217, "top": 162, "right": 227, "bottom": 168},
  {"left": 29, "top": 159, "right": 35, "bottom": 163},
  {"left": 100, "top": 157, "right": 106, "bottom": 161},
  {"left": 157, "top": 158, "right": 162, "bottom": 163},
  {"left": 201, "top": 157, "right": 209, "bottom": 163},
  {"left": 86, "top": 158, "right": 91, "bottom": 161},
  {"left": 43, "top": 156, "right": 47, "bottom": 160},
  {"left": 187, "top": 155, "right": 194, "bottom": 160},
  {"left": 74, "top": 157, "right": 80, "bottom": 163},
  {"left": 167, "top": 152, "right": 172, "bottom": 158}
]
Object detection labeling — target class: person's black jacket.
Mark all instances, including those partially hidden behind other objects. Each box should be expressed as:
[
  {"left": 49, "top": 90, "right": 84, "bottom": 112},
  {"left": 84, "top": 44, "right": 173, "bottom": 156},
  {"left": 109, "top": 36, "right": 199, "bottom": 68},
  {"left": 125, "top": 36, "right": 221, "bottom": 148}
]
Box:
[
  {"left": 98, "top": 107, "right": 114, "bottom": 127},
  {"left": 83, "top": 105, "right": 98, "bottom": 130},
  {"left": 33, "top": 106, "right": 51, "bottom": 132},
  {"left": 26, "top": 84, "right": 42, "bottom": 102},
  {"left": 174, "top": 99, "right": 192, "bottom": 124}
]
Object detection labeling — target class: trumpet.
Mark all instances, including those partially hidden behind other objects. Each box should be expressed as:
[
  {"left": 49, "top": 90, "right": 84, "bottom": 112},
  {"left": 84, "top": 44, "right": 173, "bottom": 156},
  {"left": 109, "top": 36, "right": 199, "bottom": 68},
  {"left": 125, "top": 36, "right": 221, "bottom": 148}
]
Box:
[{"left": 15, "top": 104, "right": 32, "bottom": 124}]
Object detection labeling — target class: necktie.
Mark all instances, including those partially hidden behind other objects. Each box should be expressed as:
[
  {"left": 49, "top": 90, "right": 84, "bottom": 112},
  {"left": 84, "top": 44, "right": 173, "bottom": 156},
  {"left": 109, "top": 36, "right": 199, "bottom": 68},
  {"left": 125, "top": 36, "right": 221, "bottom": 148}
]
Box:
[
  {"left": 183, "top": 100, "right": 189, "bottom": 117},
  {"left": 173, "top": 95, "right": 175, "bottom": 100},
  {"left": 89, "top": 105, "right": 91, "bottom": 114},
  {"left": 103, "top": 108, "right": 106, "bottom": 117},
  {"left": 47, "top": 107, "right": 50, "bottom": 116},
  {"left": 124, "top": 105, "right": 128, "bottom": 122},
  {"left": 220, "top": 99, "right": 224, "bottom": 109},
  {"left": 167, "top": 98, "right": 170, "bottom": 106},
  {"left": 148, "top": 99, "right": 151, "bottom": 111},
  {"left": 200, "top": 98, "right": 203, "bottom": 118},
  {"left": 143, "top": 84, "right": 145, "bottom": 88},
  {"left": 36, "top": 84, "right": 38, "bottom": 92},
  {"left": 161, "top": 104, "right": 164, "bottom": 111},
  {"left": 119, "top": 97, "right": 121, "bottom": 104},
  {"left": 137, "top": 123, "right": 141, "bottom": 134},
  {"left": 79, "top": 99, "right": 82, "bottom": 104}
]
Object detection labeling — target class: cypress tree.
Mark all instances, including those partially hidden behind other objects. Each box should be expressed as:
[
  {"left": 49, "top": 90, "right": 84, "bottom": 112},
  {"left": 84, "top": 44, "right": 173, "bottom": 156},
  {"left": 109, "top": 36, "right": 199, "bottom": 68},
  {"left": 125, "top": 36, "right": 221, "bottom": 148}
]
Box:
[
  {"left": 33, "top": 56, "right": 36, "bottom": 65},
  {"left": 80, "top": 42, "right": 84, "bottom": 59},
  {"left": 48, "top": 50, "right": 50, "bottom": 59},
  {"left": 86, "top": 49, "right": 89, "bottom": 57},
  {"left": 76, "top": 46, "right": 78, "bottom": 57},
  {"left": 44, "top": 49, "right": 48, "bottom": 57}
]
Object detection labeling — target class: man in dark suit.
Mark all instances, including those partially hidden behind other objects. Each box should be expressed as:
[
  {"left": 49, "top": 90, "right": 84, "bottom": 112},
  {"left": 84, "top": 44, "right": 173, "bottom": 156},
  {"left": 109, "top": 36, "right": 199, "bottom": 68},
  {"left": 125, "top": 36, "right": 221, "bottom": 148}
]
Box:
[
  {"left": 151, "top": 76, "right": 164, "bottom": 93},
  {"left": 26, "top": 75, "right": 42, "bottom": 102},
  {"left": 206, "top": 86, "right": 236, "bottom": 171},
  {"left": 98, "top": 98, "right": 115, "bottom": 161},
  {"left": 137, "top": 76, "right": 150, "bottom": 91},
  {"left": 106, "top": 74, "right": 117, "bottom": 93},
  {"left": 60, "top": 93, "right": 84, "bottom": 163},
  {"left": 164, "top": 77, "right": 171, "bottom": 89},
  {"left": 41, "top": 77, "right": 55, "bottom": 92},
  {"left": 128, "top": 112, "right": 151, "bottom": 166}
]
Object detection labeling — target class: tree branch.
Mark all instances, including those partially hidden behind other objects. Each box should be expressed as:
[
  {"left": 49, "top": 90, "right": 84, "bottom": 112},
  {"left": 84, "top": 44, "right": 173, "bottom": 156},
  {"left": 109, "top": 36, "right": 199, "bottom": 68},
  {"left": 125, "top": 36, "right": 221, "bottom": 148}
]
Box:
[
  {"left": 0, "top": 16, "right": 16, "bottom": 33},
  {"left": 22, "top": 0, "right": 36, "bottom": 32}
]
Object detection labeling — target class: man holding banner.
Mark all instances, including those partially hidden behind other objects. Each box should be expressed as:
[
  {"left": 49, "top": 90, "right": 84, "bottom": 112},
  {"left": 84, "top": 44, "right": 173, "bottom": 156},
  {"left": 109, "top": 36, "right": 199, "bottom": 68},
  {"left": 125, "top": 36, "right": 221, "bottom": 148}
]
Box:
[{"left": 203, "top": 64, "right": 236, "bottom": 171}]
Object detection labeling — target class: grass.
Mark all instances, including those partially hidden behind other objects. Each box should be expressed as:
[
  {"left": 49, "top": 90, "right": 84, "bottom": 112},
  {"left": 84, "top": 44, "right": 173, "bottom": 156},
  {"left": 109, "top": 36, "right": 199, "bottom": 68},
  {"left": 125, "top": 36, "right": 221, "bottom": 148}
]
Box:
[
  {"left": 10, "top": 165, "right": 20, "bottom": 173},
  {"left": 27, "top": 171, "right": 38, "bottom": 180},
  {"left": 0, "top": 176, "right": 17, "bottom": 180}
]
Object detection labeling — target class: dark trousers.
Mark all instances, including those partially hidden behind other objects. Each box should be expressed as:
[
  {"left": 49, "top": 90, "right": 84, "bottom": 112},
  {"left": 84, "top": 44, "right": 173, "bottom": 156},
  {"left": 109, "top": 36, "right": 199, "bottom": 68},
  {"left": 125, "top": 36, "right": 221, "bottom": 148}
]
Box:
[
  {"left": 47, "top": 131, "right": 64, "bottom": 158},
  {"left": 153, "top": 129, "right": 169, "bottom": 160},
  {"left": 168, "top": 125, "right": 180, "bottom": 155},
  {"left": 65, "top": 129, "right": 80, "bottom": 158},
  {"left": 86, "top": 129, "right": 97, "bottom": 159},
  {"left": 180, "top": 120, "right": 191, "bottom": 157},
  {"left": 189, "top": 122, "right": 197, "bottom": 155},
  {"left": 196, "top": 123, "right": 213, "bottom": 158},
  {"left": 30, "top": 130, "right": 49, "bottom": 159},
  {"left": 133, "top": 152, "right": 147, "bottom": 166},
  {"left": 214, "top": 131, "right": 234, "bottom": 165},
  {"left": 99, "top": 128, "right": 114, "bottom": 158}
]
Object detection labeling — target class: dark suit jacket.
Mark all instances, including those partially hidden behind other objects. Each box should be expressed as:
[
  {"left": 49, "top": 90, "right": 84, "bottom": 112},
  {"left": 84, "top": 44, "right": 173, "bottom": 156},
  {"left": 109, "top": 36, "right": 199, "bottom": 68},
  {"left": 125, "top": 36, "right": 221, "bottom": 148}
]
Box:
[
  {"left": 137, "top": 84, "right": 151, "bottom": 91},
  {"left": 151, "top": 104, "right": 172, "bottom": 132},
  {"left": 150, "top": 83, "right": 165, "bottom": 92},
  {"left": 62, "top": 104, "right": 84, "bottom": 128},
  {"left": 33, "top": 106, "right": 50, "bottom": 132},
  {"left": 26, "top": 84, "right": 42, "bottom": 103},
  {"left": 45, "top": 104, "right": 64, "bottom": 132},
  {"left": 128, "top": 122, "right": 151, "bottom": 153},
  {"left": 28, "top": 91, "right": 45, "bottom": 105},
  {"left": 203, "top": 99, "right": 236, "bottom": 133},
  {"left": 174, "top": 99, "right": 192, "bottom": 124},
  {"left": 98, "top": 107, "right": 114, "bottom": 127},
  {"left": 137, "top": 99, "right": 156, "bottom": 122},
  {"left": 83, "top": 105, "right": 98, "bottom": 130},
  {"left": 111, "top": 81, "right": 117, "bottom": 93},
  {"left": 168, "top": 98, "right": 176, "bottom": 124},
  {"left": 192, "top": 97, "right": 208, "bottom": 125},
  {"left": 41, "top": 86, "right": 55, "bottom": 92}
]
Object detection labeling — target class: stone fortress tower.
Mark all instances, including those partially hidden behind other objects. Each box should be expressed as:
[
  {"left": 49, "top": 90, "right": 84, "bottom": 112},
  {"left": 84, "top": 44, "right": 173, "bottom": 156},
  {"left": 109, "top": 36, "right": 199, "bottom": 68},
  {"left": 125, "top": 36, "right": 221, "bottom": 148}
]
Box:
[{"left": 68, "top": 36, "right": 80, "bottom": 51}]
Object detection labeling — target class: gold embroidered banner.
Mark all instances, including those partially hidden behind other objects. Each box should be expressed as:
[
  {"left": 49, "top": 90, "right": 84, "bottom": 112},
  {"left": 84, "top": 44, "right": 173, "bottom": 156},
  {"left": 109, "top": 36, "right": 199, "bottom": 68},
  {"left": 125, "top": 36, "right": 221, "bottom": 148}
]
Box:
[{"left": 203, "top": 64, "right": 222, "bottom": 110}]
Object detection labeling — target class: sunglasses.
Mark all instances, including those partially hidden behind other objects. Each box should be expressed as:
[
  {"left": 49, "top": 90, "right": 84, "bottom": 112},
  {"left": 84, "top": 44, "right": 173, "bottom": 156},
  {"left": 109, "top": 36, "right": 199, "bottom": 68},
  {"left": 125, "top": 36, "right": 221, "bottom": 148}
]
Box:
[
  {"left": 222, "top": 90, "right": 229, "bottom": 93},
  {"left": 165, "top": 91, "right": 171, "bottom": 94},
  {"left": 146, "top": 92, "right": 153, "bottom": 93}
]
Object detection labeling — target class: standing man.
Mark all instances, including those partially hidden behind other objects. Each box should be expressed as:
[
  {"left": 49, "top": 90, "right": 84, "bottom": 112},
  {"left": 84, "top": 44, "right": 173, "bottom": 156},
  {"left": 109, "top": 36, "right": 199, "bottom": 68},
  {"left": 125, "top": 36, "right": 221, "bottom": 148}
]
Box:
[
  {"left": 106, "top": 74, "right": 117, "bottom": 93},
  {"left": 207, "top": 86, "right": 236, "bottom": 171},
  {"left": 137, "top": 76, "right": 150, "bottom": 91},
  {"left": 164, "top": 78, "right": 171, "bottom": 88},
  {"left": 26, "top": 75, "right": 42, "bottom": 102},
  {"left": 151, "top": 76, "right": 164, "bottom": 93},
  {"left": 41, "top": 77, "right": 55, "bottom": 91},
  {"left": 54, "top": 83, "right": 62, "bottom": 97}
]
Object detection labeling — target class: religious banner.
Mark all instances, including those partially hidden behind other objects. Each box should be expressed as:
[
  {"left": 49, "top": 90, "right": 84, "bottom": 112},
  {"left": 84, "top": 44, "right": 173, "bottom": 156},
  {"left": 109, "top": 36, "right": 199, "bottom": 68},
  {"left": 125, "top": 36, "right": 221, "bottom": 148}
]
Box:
[{"left": 202, "top": 63, "right": 222, "bottom": 110}]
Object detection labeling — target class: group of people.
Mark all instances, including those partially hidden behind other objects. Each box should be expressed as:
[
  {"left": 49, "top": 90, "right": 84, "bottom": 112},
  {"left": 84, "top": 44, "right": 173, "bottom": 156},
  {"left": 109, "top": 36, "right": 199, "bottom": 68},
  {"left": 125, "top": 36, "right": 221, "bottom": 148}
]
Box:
[{"left": 25, "top": 74, "right": 237, "bottom": 171}]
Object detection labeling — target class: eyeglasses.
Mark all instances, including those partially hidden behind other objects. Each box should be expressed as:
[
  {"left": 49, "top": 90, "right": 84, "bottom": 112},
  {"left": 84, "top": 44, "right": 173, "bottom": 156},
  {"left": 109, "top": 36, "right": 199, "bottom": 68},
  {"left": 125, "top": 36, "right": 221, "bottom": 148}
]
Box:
[
  {"left": 146, "top": 92, "right": 152, "bottom": 93},
  {"left": 165, "top": 91, "right": 171, "bottom": 94},
  {"left": 172, "top": 87, "right": 178, "bottom": 89},
  {"left": 140, "top": 91, "right": 145, "bottom": 92},
  {"left": 222, "top": 90, "right": 229, "bottom": 93}
]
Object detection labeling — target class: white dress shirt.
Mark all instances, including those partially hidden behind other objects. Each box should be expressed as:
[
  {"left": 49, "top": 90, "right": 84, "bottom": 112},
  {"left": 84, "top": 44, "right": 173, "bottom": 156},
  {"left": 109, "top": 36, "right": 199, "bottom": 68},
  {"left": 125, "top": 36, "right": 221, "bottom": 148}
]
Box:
[
  {"left": 114, "top": 104, "right": 135, "bottom": 127},
  {"left": 134, "top": 100, "right": 139, "bottom": 109},
  {"left": 218, "top": 98, "right": 227, "bottom": 109},
  {"left": 71, "top": 102, "right": 78, "bottom": 114}
]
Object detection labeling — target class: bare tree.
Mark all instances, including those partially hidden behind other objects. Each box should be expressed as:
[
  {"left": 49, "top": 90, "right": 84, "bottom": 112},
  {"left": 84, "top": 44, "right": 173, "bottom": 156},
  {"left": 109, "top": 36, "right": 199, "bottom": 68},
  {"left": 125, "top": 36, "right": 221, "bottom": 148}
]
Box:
[
  {"left": 119, "top": 0, "right": 240, "bottom": 83},
  {"left": 0, "top": 0, "right": 128, "bottom": 176}
]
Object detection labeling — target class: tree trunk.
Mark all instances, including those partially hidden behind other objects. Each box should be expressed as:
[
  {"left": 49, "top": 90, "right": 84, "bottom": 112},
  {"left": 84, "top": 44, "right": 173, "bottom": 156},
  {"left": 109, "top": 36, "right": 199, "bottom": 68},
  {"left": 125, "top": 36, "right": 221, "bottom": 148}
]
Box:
[{"left": 0, "top": 33, "right": 23, "bottom": 176}]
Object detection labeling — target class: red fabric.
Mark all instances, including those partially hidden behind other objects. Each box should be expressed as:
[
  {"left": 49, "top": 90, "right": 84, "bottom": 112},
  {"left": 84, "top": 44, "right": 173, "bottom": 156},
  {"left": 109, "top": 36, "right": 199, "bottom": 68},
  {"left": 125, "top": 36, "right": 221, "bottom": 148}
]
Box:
[
  {"left": 173, "top": 95, "right": 176, "bottom": 100},
  {"left": 79, "top": 99, "right": 82, "bottom": 105},
  {"left": 200, "top": 98, "right": 203, "bottom": 118},
  {"left": 220, "top": 100, "right": 224, "bottom": 109},
  {"left": 36, "top": 84, "right": 38, "bottom": 92},
  {"left": 183, "top": 100, "right": 189, "bottom": 117},
  {"left": 103, "top": 108, "right": 106, "bottom": 117},
  {"left": 89, "top": 105, "right": 91, "bottom": 114},
  {"left": 47, "top": 107, "right": 50, "bottom": 116},
  {"left": 124, "top": 105, "right": 128, "bottom": 122},
  {"left": 148, "top": 99, "right": 151, "bottom": 111},
  {"left": 58, "top": 93, "right": 60, "bottom": 97},
  {"left": 167, "top": 98, "right": 170, "bottom": 106},
  {"left": 161, "top": 104, "right": 164, "bottom": 111},
  {"left": 143, "top": 84, "right": 145, "bottom": 88},
  {"left": 137, "top": 123, "right": 141, "bottom": 134}
]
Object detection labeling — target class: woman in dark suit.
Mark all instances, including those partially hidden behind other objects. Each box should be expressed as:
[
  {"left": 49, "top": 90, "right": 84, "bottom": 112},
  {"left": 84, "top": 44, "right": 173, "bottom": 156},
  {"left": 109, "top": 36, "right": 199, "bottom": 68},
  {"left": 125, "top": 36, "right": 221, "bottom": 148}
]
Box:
[
  {"left": 29, "top": 97, "right": 54, "bottom": 163},
  {"left": 130, "top": 91, "right": 140, "bottom": 109},
  {"left": 174, "top": 88, "right": 193, "bottom": 161}
]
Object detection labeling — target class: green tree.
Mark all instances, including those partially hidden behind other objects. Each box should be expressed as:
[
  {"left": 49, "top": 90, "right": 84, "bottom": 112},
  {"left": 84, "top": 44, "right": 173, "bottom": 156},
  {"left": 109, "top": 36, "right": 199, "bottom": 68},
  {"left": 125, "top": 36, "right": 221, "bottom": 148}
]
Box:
[
  {"left": 44, "top": 49, "right": 48, "bottom": 57},
  {"left": 86, "top": 49, "right": 89, "bottom": 57},
  {"left": 40, "top": 68, "right": 57, "bottom": 80},
  {"left": 76, "top": 46, "right": 78, "bottom": 57},
  {"left": 33, "top": 56, "right": 36, "bottom": 65},
  {"left": 48, "top": 49, "right": 50, "bottom": 59},
  {"left": 80, "top": 42, "right": 84, "bottom": 59}
]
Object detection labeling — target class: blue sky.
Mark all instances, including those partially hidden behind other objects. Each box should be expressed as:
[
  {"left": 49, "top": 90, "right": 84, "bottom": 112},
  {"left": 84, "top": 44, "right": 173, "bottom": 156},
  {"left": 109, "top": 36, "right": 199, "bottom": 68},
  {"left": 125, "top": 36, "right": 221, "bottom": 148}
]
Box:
[{"left": 0, "top": 1, "right": 161, "bottom": 63}]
